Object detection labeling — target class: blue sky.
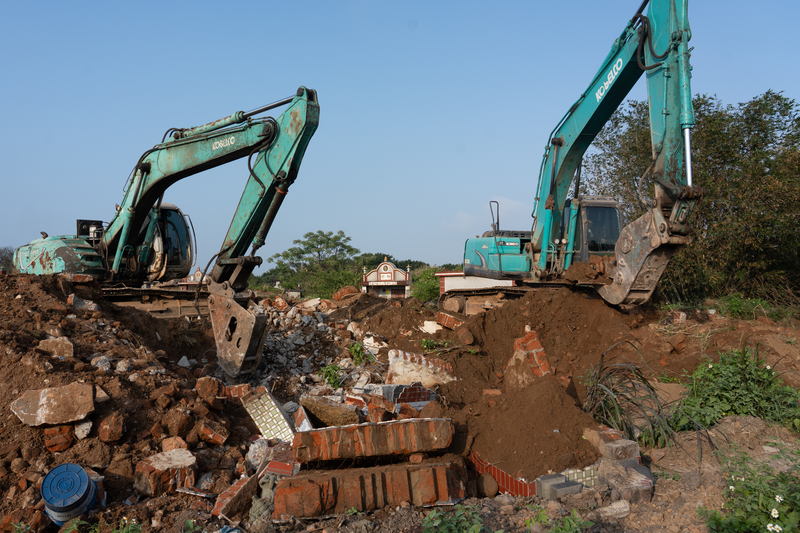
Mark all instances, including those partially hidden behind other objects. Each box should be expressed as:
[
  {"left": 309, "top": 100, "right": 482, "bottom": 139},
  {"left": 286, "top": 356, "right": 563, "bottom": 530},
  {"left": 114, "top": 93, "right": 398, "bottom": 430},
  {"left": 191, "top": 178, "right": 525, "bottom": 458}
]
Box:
[{"left": 1, "top": 1, "right": 797, "bottom": 272}]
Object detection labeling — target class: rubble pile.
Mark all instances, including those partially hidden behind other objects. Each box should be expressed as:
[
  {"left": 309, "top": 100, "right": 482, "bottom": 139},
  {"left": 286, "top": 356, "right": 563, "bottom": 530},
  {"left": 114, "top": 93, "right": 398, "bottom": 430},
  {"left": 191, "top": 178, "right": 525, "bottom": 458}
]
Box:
[{"left": 1, "top": 273, "right": 797, "bottom": 531}]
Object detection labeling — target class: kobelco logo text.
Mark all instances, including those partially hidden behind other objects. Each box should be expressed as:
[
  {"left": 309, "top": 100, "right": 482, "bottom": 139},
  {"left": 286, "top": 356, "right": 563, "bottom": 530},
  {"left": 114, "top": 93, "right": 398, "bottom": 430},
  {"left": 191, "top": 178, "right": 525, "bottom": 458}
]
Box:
[
  {"left": 595, "top": 58, "right": 624, "bottom": 102},
  {"left": 212, "top": 137, "right": 236, "bottom": 150}
]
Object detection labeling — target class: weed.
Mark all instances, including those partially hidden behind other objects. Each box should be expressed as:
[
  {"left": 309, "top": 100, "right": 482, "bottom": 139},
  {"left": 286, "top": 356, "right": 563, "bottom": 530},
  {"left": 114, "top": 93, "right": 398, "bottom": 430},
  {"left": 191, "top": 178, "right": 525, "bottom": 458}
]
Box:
[
  {"left": 111, "top": 519, "right": 141, "bottom": 533},
  {"left": 524, "top": 504, "right": 549, "bottom": 528},
  {"left": 173, "top": 322, "right": 199, "bottom": 348},
  {"left": 11, "top": 524, "right": 30, "bottom": 533},
  {"left": 702, "top": 444, "right": 800, "bottom": 531},
  {"left": 60, "top": 519, "right": 95, "bottom": 533},
  {"left": 718, "top": 294, "right": 771, "bottom": 320},
  {"left": 346, "top": 507, "right": 361, "bottom": 517},
  {"left": 319, "top": 364, "right": 342, "bottom": 389},
  {"left": 582, "top": 342, "right": 676, "bottom": 447},
  {"left": 671, "top": 346, "right": 800, "bottom": 432},
  {"left": 183, "top": 519, "right": 203, "bottom": 533},
  {"left": 421, "top": 339, "right": 451, "bottom": 352},
  {"left": 421, "top": 339, "right": 437, "bottom": 351},
  {"left": 422, "top": 504, "right": 501, "bottom": 533},
  {"left": 657, "top": 374, "right": 682, "bottom": 384},
  {"left": 349, "top": 343, "right": 374, "bottom": 366},
  {"left": 549, "top": 509, "right": 594, "bottom": 532}
]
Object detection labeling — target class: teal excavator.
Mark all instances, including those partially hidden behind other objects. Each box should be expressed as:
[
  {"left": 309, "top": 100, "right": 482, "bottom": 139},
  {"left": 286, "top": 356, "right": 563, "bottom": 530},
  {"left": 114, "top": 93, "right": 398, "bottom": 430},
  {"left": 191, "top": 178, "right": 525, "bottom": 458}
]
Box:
[
  {"left": 450, "top": 0, "right": 702, "bottom": 311},
  {"left": 14, "top": 87, "right": 319, "bottom": 376}
]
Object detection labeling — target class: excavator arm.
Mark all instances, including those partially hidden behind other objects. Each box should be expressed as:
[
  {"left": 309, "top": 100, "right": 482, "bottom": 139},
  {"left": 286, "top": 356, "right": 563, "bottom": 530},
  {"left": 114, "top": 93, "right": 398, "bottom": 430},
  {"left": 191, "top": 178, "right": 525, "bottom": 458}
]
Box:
[
  {"left": 531, "top": 0, "right": 702, "bottom": 305},
  {"left": 15, "top": 87, "right": 319, "bottom": 377}
]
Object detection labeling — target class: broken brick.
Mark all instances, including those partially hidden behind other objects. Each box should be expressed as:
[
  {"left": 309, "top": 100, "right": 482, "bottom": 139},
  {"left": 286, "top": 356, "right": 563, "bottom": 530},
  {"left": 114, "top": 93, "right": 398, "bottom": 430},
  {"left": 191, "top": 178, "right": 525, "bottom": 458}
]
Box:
[
  {"left": 161, "top": 408, "right": 193, "bottom": 439},
  {"left": 397, "top": 382, "right": 435, "bottom": 404},
  {"left": 43, "top": 425, "right": 74, "bottom": 453},
  {"left": 396, "top": 403, "right": 419, "bottom": 420},
  {"left": 225, "top": 384, "right": 253, "bottom": 404},
  {"left": 504, "top": 330, "right": 551, "bottom": 390},
  {"left": 133, "top": 449, "right": 196, "bottom": 497},
  {"left": 293, "top": 418, "right": 454, "bottom": 463},
  {"left": 436, "top": 311, "right": 464, "bottom": 330},
  {"left": 332, "top": 286, "right": 360, "bottom": 301},
  {"left": 211, "top": 474, "right": 259, "bottom": 518},
  {"left": 198, "top": 420, "right": 229, "bottom": 446},
  {"left": 98, "top": 411, "right": 125, "bottom": 442},
  {"left": 273, "top": 462, "right": 466, "bottom": 519},
  {"left": 367, "top": 408, "right": 394, "bottom": 424},
  {"left": 162, "top": 437, "right": 188, "bottom": 452}
]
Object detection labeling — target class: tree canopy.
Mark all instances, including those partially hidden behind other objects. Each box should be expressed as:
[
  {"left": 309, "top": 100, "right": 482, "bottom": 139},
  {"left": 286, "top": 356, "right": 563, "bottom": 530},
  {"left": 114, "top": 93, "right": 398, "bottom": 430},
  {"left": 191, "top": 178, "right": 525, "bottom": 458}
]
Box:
[
  {"left": 583, "top": 91, "right": 800, "bottom": 302},
  {"left": 0, "top": 246, "right": 14, "bottom": 272}
]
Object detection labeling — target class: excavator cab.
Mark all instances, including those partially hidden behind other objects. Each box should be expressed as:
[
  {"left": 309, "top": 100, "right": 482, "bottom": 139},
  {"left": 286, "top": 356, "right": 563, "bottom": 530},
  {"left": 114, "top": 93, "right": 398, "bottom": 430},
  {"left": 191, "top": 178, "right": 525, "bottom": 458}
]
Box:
[
  {"left": 131, "top": 203, "right": 195, "bottom": 282},
  {"left": 558, "top": 195, "right": 622, "bottom": 266}
]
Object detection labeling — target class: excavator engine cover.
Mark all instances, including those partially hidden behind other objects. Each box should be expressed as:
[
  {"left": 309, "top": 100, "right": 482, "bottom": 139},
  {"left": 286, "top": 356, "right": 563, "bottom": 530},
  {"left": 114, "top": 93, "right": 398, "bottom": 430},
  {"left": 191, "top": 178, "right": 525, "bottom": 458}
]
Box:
[{"left": 208, "top": 294, "right": 268, "bottom": 377}]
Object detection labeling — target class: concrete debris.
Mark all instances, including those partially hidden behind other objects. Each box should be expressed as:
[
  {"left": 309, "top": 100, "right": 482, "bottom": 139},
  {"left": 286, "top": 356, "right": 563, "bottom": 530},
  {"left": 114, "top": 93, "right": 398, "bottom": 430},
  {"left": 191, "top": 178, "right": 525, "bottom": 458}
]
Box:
[
  {"left": 299, "top": 395, "right": 360, "bottom": 427},
  {"left": 133, "top": 448, "right": 197, "bottom": 496},
  {"left": 596, "top": 499, "right": 632, "bottom": 519},
  {"left": 67, "top": 293, "right": 99, "bottom": 311},
  {"left": 11, "top": 382, "right": 94, "bottom": 426},
  {"left": 37, "top": 337, "right": 74, "bottom": 357},
  {"left": 597, "top": 458, "right": 653, "bottom": 504},
  {"left": 387, "top": 349, "right": 456, "bottom": 388}
]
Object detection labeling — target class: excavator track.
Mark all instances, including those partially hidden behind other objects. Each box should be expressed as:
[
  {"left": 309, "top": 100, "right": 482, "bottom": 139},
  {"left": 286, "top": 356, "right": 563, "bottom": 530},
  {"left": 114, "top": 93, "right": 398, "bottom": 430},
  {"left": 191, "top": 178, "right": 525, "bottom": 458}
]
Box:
[{"left": 103, "top": 286, "right": 210, "bottom": 318}]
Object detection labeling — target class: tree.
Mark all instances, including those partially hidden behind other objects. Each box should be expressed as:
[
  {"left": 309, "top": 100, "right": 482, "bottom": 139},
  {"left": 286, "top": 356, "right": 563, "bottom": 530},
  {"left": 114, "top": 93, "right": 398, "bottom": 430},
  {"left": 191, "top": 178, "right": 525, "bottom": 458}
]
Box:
[
  {"left": 0, "top": 246, "right": 14, "bottom": 272},
  {"left": 267, "top": 230, "right": 361, "bottom": 298},
  {"left": 583, "top": 91, "right": 800, "bottom": 301}
]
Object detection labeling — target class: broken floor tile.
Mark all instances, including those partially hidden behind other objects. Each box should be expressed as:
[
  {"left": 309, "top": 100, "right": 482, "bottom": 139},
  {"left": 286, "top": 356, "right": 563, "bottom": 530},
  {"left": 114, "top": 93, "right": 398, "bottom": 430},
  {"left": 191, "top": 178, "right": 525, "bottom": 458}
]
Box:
[
  {"left": 273, "top": 462, "right": 466, "bottom": 519},
  {"left": 11, "top": 382, "right": 94, "bottom": 426},
  {"left": 243, "top": 390, "right": 295, "bottom": 442}
]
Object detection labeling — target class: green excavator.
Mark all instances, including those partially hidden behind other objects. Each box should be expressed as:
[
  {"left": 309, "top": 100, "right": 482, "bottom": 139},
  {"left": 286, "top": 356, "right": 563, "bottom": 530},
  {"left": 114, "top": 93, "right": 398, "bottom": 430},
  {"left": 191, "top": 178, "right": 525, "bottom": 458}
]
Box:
[
  {"left": 448, "top": 0, "right": 702, "bottom": 313},
  {"left": 14, "top": 87, "right": 319, "bottom": 376}
]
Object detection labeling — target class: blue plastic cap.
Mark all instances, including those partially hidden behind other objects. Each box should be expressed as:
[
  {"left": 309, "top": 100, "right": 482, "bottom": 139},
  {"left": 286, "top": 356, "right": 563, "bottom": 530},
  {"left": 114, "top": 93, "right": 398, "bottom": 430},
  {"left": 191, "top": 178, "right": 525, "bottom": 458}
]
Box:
[{"left": 41, "top": 463, "right": 91, "bottom": 512}]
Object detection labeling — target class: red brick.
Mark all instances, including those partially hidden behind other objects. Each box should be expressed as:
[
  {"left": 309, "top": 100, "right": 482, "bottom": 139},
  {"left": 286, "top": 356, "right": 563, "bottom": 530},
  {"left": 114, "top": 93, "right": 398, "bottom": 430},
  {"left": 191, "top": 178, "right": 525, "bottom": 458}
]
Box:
[
  {"left": 367, "top": 408, "right": 394, "bottom": 424},
  {"left": 367, "top": 395, "right": 395, "bottom": 412},
  {"left": 273, "top": 462, "right": 466, "bottom": 519},
  {"left": 396, "top": 403, "right": 419, "bottom": 420},
  {"left": 211, "top": 475, "right": 258, "bottom": 517},
  {"left": 149, "top": 382, "right": 178, "bottom": 401},
  {"left": 225, "top": 384, "right": 253, "bottom": 404},
  {"left": 161, "top": 408, "right": 194, "bottom": 438},
  {"left": 198, "top": 420, "right": 229, "bottom": 446},
  {"left": 292, "top": 418, "right": 453, "bottom": 463},
  {"left": 150, "top": 421, "right": 165, "bottom": 438},
  {"left": 469, "top": 449, "right": 536, "bottom": 497},
  {"left": 133, "top": 449, "right": 196, "bottom": 496},
  {"left": 162, "top": 437, "right": 188, "bottom": 452},
  {"left": 345, "top": 394, "right": 367, "bottom": 408},
  {"left": 482, "top": 389, "right": 502, "bottom": 396},
  {"left": 43, "top": 425, "right": 74, "bottom": 453},
  {"left": 195, "top": 377, "right": 224, "bottom": 401},
  {"left": 397, "top": 382, "right": 434, "bottom": 404},
  {"left": 436, "top": 311, "right": 464, "bottom": 330},
  {"left": 332, "top": 286, "right": 360, "bottom": 301},
  {"left": 98, "top": 411, "right": 125, "bottom": 442}
]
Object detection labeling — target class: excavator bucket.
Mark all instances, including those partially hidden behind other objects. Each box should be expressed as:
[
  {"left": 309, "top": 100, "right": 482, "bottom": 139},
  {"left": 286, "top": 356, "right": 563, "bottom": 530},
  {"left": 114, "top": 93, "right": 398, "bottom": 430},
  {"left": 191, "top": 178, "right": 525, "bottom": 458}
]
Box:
[
  {"left": 597, "top": 207, "right": 691, "bottom": 306},
  {"left": 208, "top": 294, "right": 269, "bottom": 377}
]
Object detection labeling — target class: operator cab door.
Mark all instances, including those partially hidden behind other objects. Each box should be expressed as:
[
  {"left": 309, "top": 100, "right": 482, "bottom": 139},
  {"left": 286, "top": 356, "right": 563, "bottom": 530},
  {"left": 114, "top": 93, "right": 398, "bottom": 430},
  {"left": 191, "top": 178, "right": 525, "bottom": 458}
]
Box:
[
  {"left": 138, "top": 202, "right": 195, "bottom": 281},
  {"left": 560, "top": 197, "right": 621, "bottom": 264}
]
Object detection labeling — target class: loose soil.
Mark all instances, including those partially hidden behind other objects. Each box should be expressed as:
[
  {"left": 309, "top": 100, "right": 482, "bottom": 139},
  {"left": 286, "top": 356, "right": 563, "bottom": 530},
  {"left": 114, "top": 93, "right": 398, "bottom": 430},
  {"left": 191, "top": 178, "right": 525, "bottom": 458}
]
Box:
[{"left": 1, "top": 274, "right": 799, "bottom": 532}]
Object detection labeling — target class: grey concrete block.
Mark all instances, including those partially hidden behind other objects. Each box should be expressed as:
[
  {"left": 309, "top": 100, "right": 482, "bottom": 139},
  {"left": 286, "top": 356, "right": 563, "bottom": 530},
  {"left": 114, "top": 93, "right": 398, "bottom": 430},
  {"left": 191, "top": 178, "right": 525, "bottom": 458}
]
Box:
[
  {"left": 628, "top": 465, "right": 654, "bottom": 483},
  {"left": 535, "top": 474, "right": 566, "bottom": 499},
  {"left": 601, "top": 439, "right": 640, "bottom": 461},
  {"left": 619, "top": 458, "right": 641, "bottom": 468},
  {"left": 550, "top": 481, "right": 583, "bottom": 499}
]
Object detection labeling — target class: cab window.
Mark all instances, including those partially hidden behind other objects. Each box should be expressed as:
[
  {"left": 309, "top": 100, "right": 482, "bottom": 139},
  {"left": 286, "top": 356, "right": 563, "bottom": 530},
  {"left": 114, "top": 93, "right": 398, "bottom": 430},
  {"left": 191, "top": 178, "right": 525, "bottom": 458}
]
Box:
[{"left": 585, "top": 206, "right": 620, "bottom": 252}]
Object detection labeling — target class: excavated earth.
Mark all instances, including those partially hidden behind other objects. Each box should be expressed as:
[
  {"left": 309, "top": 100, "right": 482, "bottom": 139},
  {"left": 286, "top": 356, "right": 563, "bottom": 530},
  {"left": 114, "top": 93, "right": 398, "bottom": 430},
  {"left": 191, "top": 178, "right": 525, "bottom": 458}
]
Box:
[{"left": 0, "top": 274, "right": 799, "bottom": 532}]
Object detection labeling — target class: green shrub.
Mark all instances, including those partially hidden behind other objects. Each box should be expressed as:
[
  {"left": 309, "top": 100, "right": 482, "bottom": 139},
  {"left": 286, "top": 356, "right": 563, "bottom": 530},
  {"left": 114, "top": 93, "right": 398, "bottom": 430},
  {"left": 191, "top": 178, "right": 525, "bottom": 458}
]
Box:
[{"left": 672, "top": 346, "right": 800, "bottom": 432}]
